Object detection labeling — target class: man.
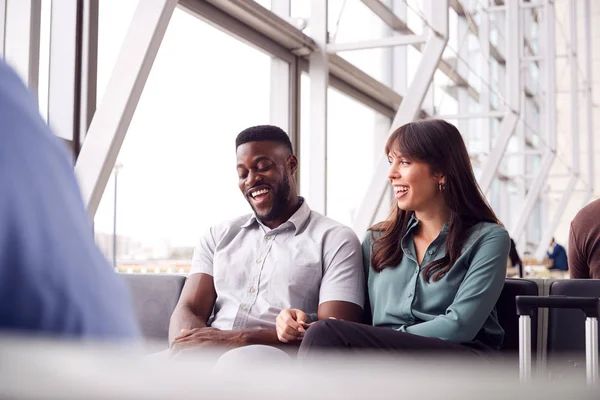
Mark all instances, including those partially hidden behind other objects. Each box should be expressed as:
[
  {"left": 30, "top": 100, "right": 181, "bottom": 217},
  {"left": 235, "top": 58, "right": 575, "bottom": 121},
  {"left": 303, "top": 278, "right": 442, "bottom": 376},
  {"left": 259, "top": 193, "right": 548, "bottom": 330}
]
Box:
[
  {"left": 169, "top": 125, "right": 363, "bottom": 354},
  {"left": 569, "top": 199, "right": 600, "bottom": 279},
  {"left": 0, "top": 60, "right": 139, "bottom": 339},
  {"left": 547, "top": 237, "right": 568, "bottom": 272}
]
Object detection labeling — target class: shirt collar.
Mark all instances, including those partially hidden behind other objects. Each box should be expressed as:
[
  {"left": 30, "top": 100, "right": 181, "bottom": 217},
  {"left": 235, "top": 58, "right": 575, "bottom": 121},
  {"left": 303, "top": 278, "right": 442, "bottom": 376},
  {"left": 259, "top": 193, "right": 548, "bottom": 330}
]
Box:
[
  {"left": 241, "top": 197, "right": 310, "bottom": 235},
  {"left": 403, "top": 213, "right": 450, "bottom": 239}
]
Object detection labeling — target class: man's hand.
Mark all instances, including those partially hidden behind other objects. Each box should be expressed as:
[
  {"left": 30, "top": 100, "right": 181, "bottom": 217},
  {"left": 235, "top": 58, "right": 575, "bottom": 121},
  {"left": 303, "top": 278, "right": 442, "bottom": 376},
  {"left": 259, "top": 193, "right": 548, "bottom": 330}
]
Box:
[
  {"left": 170, "top": 327, "right": 246, "bottom": 354},
  {"left": 276, "top": 308, "right": 310, "bottom": 343}
]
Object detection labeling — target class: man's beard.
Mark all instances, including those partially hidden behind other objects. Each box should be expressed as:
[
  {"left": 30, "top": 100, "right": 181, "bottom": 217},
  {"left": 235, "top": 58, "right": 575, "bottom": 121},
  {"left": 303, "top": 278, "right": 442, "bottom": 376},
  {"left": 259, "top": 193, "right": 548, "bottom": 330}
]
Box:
[{"left": 253, "top": 175, "right": 291, "bottom": 223}]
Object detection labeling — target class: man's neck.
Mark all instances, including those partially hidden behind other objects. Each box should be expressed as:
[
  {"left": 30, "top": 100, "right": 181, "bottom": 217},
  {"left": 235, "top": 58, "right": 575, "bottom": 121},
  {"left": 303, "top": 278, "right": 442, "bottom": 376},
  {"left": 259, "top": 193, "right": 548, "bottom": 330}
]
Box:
[{"left": 262, "top": 196, "right": 302, "bottom": 230}]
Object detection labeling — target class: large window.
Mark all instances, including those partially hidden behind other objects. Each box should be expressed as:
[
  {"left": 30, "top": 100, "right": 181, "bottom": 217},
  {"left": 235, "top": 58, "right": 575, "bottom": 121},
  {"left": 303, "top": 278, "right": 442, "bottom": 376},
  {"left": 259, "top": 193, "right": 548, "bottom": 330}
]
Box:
[{"left": 93, "top": 6, "right": 277, "bottom": 273}]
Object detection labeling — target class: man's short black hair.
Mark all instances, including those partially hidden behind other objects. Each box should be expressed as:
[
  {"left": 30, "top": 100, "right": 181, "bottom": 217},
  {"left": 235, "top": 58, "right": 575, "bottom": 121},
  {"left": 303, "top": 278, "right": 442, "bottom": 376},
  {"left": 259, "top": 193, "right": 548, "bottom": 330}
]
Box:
[{"left": 235, "top": 125, "right": 293, "bottom": 155}]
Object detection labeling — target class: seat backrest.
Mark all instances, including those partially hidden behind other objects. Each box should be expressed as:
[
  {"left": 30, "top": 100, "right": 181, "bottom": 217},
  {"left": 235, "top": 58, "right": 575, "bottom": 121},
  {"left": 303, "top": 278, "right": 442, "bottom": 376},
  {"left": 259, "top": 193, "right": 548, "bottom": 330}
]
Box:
[
  {"left": 548, "top": 279, "right": 600, "bottom": 354},
  {"left": 496, "top": 278, "right": 539, "bottom": 353},
  {"left": 120, "top": 273, "right": 186, "bottom": 343}
]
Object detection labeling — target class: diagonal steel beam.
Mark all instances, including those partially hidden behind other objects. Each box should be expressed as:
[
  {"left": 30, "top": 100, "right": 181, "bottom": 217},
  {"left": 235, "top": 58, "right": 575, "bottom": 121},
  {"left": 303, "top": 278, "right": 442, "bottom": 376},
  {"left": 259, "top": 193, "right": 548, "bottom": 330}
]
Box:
[
  {"left": 360, "top": 0, "right": 410, "bottom": 32},
  {"left": 75, "top": 0, "right": 177, "bottom": 216},
  {"left": 510, "top": 150, "right": 555, "bottom": 242},
  {"left": 478, "top": 110, "right": 519, "bottom": 194}
]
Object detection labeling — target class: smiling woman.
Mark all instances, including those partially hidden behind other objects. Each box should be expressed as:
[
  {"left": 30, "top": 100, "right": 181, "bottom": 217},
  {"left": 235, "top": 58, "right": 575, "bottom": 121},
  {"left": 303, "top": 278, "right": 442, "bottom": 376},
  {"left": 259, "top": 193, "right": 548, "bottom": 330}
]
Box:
[{"left": 298, "top": 119, "right": 510, "bottom": 360}]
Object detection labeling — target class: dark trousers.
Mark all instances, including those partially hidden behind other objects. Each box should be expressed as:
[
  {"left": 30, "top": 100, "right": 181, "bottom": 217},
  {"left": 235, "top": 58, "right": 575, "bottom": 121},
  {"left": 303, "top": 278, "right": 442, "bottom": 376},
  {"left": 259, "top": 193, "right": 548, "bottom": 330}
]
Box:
[{"left": 298, "top": 319, "right": 496, "bottom": 361}]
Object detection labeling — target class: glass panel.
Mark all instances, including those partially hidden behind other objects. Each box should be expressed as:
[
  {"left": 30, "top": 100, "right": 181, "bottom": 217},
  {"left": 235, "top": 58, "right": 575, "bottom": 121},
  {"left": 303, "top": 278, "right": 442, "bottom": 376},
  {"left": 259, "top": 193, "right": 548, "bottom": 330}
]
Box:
[
  {"left": 327, "top": 87, "right": 390, "bottom": 230},
  {"left": 94, "top": 8, "right": 275, "bottom": 273},
  {"left": 299, "top": 73, "right": 390, "bottom": 232},
  {"left": 96, "top": 0, "right": 139, "bottom": 103}
]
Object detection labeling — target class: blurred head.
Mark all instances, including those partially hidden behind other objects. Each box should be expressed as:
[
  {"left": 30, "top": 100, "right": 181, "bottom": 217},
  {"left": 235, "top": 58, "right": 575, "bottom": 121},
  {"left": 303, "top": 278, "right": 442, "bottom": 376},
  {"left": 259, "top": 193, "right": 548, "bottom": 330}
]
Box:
[
  {"left": 372, "top": 119, "right": 500, "bottom": 281},
  {"left": 235, "top": 125, "right": 298, "bottom": 227}
]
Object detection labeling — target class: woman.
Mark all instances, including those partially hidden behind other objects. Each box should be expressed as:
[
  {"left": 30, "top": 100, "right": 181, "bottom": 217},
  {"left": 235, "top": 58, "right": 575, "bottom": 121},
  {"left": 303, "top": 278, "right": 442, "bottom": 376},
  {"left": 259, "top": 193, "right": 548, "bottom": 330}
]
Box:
[{"left": 293, "top": 119, "right": 509, "bottom": 358}]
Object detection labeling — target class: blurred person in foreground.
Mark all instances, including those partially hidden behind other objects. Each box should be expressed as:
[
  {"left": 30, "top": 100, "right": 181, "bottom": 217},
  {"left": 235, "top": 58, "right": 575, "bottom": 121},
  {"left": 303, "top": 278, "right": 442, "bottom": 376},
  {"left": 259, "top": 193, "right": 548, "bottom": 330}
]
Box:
[
  {"left": 0, "top": 60, "right": 139, "bottom": 339},
  {"left": 168, "top": 125, "right": 364, "bottom": 359},
  {"left": 287, "top": 119, "right": 509, "bottom": 359},
  {"left": 568, "top": 198, "right": 600, "bottom": 279}
]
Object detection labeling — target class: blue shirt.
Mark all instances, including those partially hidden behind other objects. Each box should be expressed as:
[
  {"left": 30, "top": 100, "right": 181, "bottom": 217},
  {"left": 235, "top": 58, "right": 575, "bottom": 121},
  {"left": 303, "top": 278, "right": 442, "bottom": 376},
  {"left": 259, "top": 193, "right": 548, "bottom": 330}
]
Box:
[
  {"left": 363, "top": 215, "right": 509, "bottom": 349},
  {"left": 0, "top": 60, "right": 139, "bottom": 339},
  {"left": 547, "top": 243, "right": 568, "bottom": 271}
]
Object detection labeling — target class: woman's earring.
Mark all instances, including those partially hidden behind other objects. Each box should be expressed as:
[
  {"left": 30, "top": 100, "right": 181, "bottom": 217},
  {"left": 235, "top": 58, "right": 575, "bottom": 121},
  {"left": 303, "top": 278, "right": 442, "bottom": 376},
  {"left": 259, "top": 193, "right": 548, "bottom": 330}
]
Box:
[{"left": 439, "top": 182, "right": 446, "bottom": 193}]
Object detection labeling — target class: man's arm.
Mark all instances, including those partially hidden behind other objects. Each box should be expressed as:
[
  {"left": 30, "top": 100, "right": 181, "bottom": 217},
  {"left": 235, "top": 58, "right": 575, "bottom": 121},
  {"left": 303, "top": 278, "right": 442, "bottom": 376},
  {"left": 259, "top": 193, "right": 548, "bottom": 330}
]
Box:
[
  {"left": 168, "top": 273, "right": 216, "bottom": 343},
  {"left": 569, "top": 222, "right": 590, "bottom": 279},
  {"left": 317, "top": 226, "right": 365, "bottom": 321},
  {"left": 170, "top": 273, "right": 282, "bottom": 349},
  {"left": 275, "top": 227, "right": 365, "bottom": 342}
]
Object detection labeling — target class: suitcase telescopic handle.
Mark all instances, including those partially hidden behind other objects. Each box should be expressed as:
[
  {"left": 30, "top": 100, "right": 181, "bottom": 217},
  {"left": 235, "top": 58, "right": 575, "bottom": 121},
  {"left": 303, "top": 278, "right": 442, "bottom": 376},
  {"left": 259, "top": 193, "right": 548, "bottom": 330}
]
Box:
[{"left": 516, "top": 296, "right": 600, "bottom": 318}]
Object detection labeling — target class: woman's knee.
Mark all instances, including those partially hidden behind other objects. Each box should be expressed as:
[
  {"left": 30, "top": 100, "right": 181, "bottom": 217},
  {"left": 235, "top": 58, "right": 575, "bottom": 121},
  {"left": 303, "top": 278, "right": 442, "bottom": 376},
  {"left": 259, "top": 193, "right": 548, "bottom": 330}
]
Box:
[{"left": 301, "top": 319, "right": 346, "bottom": 350}]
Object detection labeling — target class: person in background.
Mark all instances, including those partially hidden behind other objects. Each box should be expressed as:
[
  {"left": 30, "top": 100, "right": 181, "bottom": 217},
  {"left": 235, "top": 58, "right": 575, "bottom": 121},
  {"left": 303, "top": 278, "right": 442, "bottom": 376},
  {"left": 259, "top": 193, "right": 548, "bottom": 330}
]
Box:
[
  {"left": 0, "top": 60, "right": 139, "bottom": 339},
  {"left": 568, "top": 198, "right": 600, "bottom": 279},
  {"left": 508, "top": 238, "right": 524, "bottom": 278},
  {"left": 289, "top": 119, "right": 509, "bottom": 359},
  {"left": 547, "top": 237, "right": 568, "bottom": 272},
  {"left": 169, "top": 125, "right": 364, "bottom": 357}
]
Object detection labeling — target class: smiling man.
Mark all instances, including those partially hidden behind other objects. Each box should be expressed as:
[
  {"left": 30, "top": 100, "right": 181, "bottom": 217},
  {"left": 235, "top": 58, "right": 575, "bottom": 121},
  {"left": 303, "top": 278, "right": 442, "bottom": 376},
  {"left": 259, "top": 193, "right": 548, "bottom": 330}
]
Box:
[{"left": 168, "top": 125, "right": 364, "bottom": 356}]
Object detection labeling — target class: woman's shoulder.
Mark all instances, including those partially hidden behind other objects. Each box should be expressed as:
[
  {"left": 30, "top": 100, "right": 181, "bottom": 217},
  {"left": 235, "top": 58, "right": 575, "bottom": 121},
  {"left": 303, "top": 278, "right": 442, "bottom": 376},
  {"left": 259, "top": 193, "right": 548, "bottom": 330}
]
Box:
[
  {"left": 464, "top": 221, "right": 510, "bottom": 249},
  {"left": 362, "top": 226, "right": 385, "bottom": 244}
]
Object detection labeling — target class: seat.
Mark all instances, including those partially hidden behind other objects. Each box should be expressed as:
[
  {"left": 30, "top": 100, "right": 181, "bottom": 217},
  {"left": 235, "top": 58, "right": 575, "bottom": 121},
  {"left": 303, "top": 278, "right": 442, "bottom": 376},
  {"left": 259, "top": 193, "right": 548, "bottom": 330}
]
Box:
[
  {"left": 496, "top": 278, "right": 539, "bottom": 353},
  {"left": 120, "top": 273, "right": 186, "bottom": 344},
  {"left": 547, "top": 279, "right": 600, "bottom": 369}
]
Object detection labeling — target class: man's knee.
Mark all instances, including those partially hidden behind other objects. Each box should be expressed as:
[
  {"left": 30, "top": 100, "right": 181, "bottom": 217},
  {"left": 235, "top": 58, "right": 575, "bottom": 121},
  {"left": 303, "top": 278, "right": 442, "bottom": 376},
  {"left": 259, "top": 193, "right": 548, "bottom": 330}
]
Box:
[{"left": 214, "top": 345, "right": 290, "bottom": 371}]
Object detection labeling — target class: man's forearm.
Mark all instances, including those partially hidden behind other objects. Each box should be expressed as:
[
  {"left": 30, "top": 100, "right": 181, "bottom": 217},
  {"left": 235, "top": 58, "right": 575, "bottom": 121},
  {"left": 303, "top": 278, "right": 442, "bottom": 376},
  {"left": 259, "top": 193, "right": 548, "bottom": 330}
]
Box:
[{"left": 169, "top": 306, "right": 209, "bottom": 344}]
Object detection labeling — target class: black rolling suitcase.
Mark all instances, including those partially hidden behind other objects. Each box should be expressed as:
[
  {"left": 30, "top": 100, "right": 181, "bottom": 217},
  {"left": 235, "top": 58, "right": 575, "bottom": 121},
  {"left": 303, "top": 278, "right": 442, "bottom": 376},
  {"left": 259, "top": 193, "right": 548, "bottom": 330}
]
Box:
[{"left": 516, "top": 295, "right": 599, "bottom": 386}]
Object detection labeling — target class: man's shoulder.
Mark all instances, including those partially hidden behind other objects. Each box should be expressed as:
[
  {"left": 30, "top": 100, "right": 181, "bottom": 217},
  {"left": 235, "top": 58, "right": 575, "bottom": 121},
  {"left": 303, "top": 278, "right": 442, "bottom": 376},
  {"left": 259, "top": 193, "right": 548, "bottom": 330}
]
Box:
[
  {"left": 204, "top": 213, "right": 254, "bottom": 242},
  {"left": 305, "top": 211, "right": 359, "bottom": 242},
  {"left": 574, "top": 198, "right": 600, "bottom": 224}
]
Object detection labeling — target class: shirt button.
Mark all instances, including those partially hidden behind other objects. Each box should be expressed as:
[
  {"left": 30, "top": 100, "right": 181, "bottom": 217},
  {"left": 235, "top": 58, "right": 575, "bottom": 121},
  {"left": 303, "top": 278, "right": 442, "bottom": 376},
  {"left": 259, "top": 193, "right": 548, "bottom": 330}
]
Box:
[
  {"left": 428, "top": 250, "right": 434, "bottom": 255},
  {"left": 265, "top": 235, "right": 273, "bottom": 240},
  {"left": 256, "top": 259, "right": 262, "bottom": 264},
  {"left": 249, "top": 287, "right": 256, "bottom": 293},
  {"left": 408, "top": 293, "right": 413, "bottom": 298},
  {"left": 241, "top": 305, "right": 248, "bottom": 311}
]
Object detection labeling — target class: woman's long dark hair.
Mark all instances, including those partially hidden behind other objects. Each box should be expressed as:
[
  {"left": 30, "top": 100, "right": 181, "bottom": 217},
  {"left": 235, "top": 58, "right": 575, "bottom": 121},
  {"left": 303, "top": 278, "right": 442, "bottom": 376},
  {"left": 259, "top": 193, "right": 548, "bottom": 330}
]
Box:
[{"left": 371, "top": 119, "right": 500, "bottom": 282}]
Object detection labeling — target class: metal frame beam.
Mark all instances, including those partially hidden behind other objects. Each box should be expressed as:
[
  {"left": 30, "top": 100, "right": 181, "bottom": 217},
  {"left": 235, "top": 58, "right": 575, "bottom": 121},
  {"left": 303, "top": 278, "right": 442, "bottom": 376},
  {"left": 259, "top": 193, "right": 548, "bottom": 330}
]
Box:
[
  {"left": 326, "top": 34, "right": 428, "bottom": 53},
  {"left": 583, "top": 0, "right": 594, "bottom": 204},
  {"left": 78, "top": 0, "right": 98, "bottom": 150},
  {"left": 511, "top": 0, "right": 557, "bottom": 243},
  {"left": 478, "top": 0, "right": 520, "bottom": 194},
  {"left": 3, "top": 0, "right": 41, "bottom": 92},
  {"left": 47, "top": 0, "right": 83, "bottom": 151},
  {"left": 75, "top": 0, "right": 178, "bottom": 216},
  {"left": 269, "top": 0, "right": 291, "bottom": 132},
  {"left": 0, "top": 0, "right": 6, "bottom": 57},
  {"left": 535, "top": 0, "right": 580, "bottom": 255},
  {"left": 305, "top": 0, "right": 328, "bottom": 214},
  {"left": 353, "top": 0, "right": 449, "bottom": 237},
  {"left": 360, "top": 0, "right": 410, "bottom": 32}
]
